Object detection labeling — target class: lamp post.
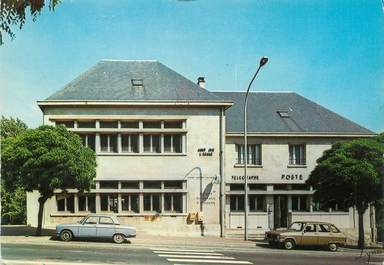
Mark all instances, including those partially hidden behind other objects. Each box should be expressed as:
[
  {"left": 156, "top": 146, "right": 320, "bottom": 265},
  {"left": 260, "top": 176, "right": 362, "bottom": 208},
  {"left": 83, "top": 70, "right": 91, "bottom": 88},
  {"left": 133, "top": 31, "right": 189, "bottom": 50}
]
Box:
[{"left": 244, "top": 56, "right": 268, "bottom": 241}]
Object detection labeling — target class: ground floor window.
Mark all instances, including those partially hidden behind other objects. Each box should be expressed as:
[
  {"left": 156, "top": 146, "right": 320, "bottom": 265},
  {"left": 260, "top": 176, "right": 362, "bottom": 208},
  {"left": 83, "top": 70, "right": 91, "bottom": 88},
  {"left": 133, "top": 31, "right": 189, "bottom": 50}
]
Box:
[
  {"left": 78, "top": 194, "right": 96, "bottom": 213},
  {"left": 292, "top": 195, "right": 309, "bottom": 211},
  {"left": 249, "top": 195, "right": 266, "bottom": 212},
  {"left": 164, "top": 193, "right": 182, "bottom": 213},
  {"left": 143, "top": 194, "right": 160, "bottom": 212},
  {"left": 121, "top": 194, "right": 139, "bottom": 213},
  {"left": 100, "top": 194, "right": 118, "bottom": 213},
  {"left": 230, "top": 195, "right": 245, "bottom": 211},
  {"left": 56, "top": 195, "right": 74, "bottom": 213},
  {"left": 313, "top": 201, "right": 348, "bottom": 212}
]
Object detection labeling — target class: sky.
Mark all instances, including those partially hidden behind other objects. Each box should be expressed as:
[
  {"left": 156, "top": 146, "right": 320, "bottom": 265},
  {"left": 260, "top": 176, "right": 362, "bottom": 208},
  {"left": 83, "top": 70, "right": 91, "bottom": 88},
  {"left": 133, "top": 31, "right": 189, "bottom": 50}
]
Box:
[{"left": 0, "top": 0, "right": 383, "bottom": 132}]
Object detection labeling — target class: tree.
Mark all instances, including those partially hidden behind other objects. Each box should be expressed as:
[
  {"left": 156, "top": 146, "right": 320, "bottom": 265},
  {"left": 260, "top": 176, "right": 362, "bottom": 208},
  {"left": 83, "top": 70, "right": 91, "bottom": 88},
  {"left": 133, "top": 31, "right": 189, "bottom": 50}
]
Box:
[
  {"left": 306, "top": 135, "right": 384, "bottom": 248},
  {"left": 1, "top": 125, "right": 96, "bottom": 235},
  {"left": 0, "top": 0, "right": 60, "bottom": 45},
  {"left": 1, "top": 115, "right": 28, "bottom": 138}
]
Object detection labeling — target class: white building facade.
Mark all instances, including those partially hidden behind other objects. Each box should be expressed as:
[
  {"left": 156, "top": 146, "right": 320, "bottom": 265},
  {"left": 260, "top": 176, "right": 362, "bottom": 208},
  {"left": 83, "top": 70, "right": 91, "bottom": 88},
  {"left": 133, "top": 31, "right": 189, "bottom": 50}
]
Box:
[{"left": 27, "top": 60, "right": 375, "bottom": 238}]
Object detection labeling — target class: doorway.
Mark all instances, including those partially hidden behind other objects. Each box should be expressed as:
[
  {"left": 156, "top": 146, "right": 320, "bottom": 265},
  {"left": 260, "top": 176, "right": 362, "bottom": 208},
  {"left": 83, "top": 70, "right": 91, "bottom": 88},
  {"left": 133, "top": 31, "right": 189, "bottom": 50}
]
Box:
[{"left": 274, "top": 195, "right": 288, "bottom": 228}]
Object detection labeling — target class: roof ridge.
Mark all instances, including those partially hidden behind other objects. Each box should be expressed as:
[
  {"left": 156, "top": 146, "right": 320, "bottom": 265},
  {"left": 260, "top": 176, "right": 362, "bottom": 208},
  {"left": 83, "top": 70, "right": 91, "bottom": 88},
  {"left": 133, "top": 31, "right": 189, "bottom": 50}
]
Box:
[
  {"left": 100, "top": 59, "right": 158, "bottom": 62},
  {"left": 213, "top": 90, "right": 295, "bottom": 93}
]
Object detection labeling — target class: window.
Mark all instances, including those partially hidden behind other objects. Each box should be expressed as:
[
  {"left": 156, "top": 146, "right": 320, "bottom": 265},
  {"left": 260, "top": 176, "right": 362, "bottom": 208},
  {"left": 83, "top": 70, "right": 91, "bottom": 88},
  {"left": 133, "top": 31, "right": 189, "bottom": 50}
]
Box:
[
  {"left": 99, "top": 216, "right": 114, "bottom": 225},
  {"left": 312, "top": 201, "right": 348, "bottom": 212},
  {"left": 143, "top": 135, "right": 160, "bottom": 153},
  {"left": 121, "top": 181, "right": 139, "bottom": 189},
  {"left": 143, "top": 121, "right": 161, "bottom": 129},
  {"left": 164, "top": 135, "right": 182, "bottom": 153},
  {"left": 100, "top": 121, "right": 118, "bottom": 128},
  {"left": 66, "top": 196, "right": 74, "bottom": 213},
  {"left": 87, "top": 195, "right": 96, "bottom": 213},
  {"left": 304, "top": 224, "right": 317, "bottom": 233},
  {"left": 249, "top": 195, "right": 266, "bottom": 212},
  {"left": 289, "top": 144, "right": 306, "bottom": 165},
  {"left": 121, "top": 194, "right": 139, "bottom": 213},
  {"left": 57, "top": 196, "right": 65, "bottom": 211},
  {"left": 78, "top": 121, "right": 95, "bottom": 128},
  {"left": 277, "top": 110, "right": 289, "bottom": 118},
  {"left": 143, "top": 194, "right": 160, "bottom": 212},
  {"left": 121, "top": 121, "right": 139, "bottom": 128},
  {"left": 56, "top": 121, "right": 74, "bottom": 128},
  {"left": 143, "top": 181, "right": 161, "bottom": 189},
  {"left": 164, "top": 193, "right": 182, "bottom": 213},
  {"left": 164, "top": 121, "right": 183, "bottom": 129},
  {"left": 131, "top": 79, "right": 143, "bottom": 87},
  {"left": 85, "top": 216, "right": 99, "bottom": 224},
  {"left": 292, "top": 195, "right": 309, "bottom": 211},
  {"left": 235, "top": 144, "right": 262, "bottom": 165},
  {"left": 318, "top": 224, "right": 331, "bottom": 233},
  {"left": 249, "top": 184, "right": 266, "bottom": 190},
  {"left": 274, "top": 184, "right": 288, "bottom": 190},
  {"left": 56, "top": 195, "right": 75, "bottom": 212},
  {"left": 80, "top": 134, "right": 96, "bottom": 151},
  {"left": 230, "top": 195, "right": 244, "bottom": 211},
  {"left": 230, "top": 184, "right": 244, "bottom": 191},
  {"left": 100, "top": 134, "right": 118, "bottom": 153},
  {"left": 100, "top": 194, "right": 118, "bottom": 212},
  {"left": 99, "top": 181, "right": 118, "bottom": 189},
  {"left": 164, "top": 181, "right": 183, "bottom": 189},
  {"left": 121, "top": 134, "right": 139, "bottom": 153},
  {"left": 78, "top": 195, "right": 86, "bottom": 211}
]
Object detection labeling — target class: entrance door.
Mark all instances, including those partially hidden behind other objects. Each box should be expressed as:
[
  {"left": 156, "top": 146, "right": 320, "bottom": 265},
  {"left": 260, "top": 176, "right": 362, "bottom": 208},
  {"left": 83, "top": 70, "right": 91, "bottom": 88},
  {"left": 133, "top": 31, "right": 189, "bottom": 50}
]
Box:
[{"left": 274, "top": 195, "right": 288, "bottom": 228}]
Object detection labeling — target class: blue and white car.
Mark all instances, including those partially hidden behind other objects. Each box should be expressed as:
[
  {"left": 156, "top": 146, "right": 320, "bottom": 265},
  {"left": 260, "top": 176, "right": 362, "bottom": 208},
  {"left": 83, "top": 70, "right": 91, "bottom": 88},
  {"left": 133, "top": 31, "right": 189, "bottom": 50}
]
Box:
[{"left": 56, "top": 214, "right": 136, "bottom": 244}]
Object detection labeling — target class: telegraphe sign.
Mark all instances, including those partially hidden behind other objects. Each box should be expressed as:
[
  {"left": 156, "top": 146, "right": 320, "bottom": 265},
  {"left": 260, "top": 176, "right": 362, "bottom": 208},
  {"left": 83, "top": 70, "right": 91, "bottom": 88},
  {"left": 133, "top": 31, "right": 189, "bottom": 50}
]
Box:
[{"left": 231, "top": 175, "right": 259, "bottom": 181}]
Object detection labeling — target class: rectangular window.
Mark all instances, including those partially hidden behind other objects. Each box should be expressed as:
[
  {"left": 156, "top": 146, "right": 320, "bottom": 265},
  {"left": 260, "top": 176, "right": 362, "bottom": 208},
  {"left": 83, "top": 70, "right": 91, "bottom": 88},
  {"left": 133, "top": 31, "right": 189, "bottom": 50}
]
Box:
[
  {"left": 100, "top": 194, "right": 118, "bottom": 213},
  {"left": 100, "top": 121, "right": 118, "bottom": 128},
  {"left": 249, "top": 184, "right": 267, "bottom": 190},
  {"left": 143, "top": 135, "right": 160, "bottom": 153},
  {"left": 235, "top": 144, "right": 262, "bottom": 165},
  {"left": 164, "top": 121, "right": 183, "bottom": 129},
  {"left": 100, "top": 134, "right": 118, "bottom": 153},
  {"left": 57, "top": 196, "right": 65, "bottom": 211},
  {"left": 143, "top": 194, "right": 160, "bottom": 212},
  {"left": 121, "top": 181, "right": 139, "bottom": 189},
  {"left": 249, "top": 195, "right": 266, "bottom": 212},
  {"left": 143, "top": 181, "right": 161, "bottom": 189},
  {"left": 101, "top": 194, "right": 109, "bottom": 211},
  {"left": 56, "top": 121, "right": 74, "bottom": 128},
  {"left": 121, "top": 121, "right": 139, "bottom": 128},
  {"left": 230, "top": 195, "right": 244, "bottom": 211},
  {"left": 164, "top": 181, "right": 183, "bottom": 189},
  {"left": 164, "top": 134, "right": 182, "bottom": 153},
  {"left": 87, "top": 195, "right": 96, "bottom": 213},
  {"left": 66, "top": 196, "right": 74, "bottom": 213},
  {"left": 78, "top": 195, "right": 86, "bottom": 211},
  {"left": 99, "top": 181, "right": 118, "bottom": 189},
  {"left": 121, "top": 194, "right": 140, "bottom": 213},
  {"left": 292, "top": 195, "right": 309, "bottom": 211},
  {"left": 164, "top": 193, "right": 182, "bottom": 213},
  {"left": 78, "top": 121, "right": 95, "bottom": 128},
  {"left": 99, "top": 216, "right": 114, "bottom": 225},
  {"left": 80, "top": 134, "right": 96, "bottom": 151},
  {"left": 230, "top": 184, "right": 244, "bottom": 191},
  {"left": 121, "top": 134, "right": 139, "bottom": 153},
  {"left": 289, "top": 144, "right": 306, "bottom": 165},
  {"left": 143, "top": 121, "right": 161, "bottom": 129}
]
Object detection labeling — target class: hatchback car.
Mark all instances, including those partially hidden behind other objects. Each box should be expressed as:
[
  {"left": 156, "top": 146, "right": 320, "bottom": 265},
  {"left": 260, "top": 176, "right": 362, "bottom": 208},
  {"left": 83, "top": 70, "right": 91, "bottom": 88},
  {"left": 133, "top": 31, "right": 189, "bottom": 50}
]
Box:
[
  {"left": 56, "top": 214, "right": 136, "bottom": 244},
  {"left": 265, "top": 221, "right": 346, "bottom": 251}
]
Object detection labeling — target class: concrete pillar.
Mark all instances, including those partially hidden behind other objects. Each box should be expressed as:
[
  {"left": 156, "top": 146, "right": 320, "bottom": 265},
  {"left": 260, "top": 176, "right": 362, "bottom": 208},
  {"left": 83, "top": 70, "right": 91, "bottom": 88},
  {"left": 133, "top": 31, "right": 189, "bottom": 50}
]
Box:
[
  {"left": 139, "top": 181, "right": 144, "bottom": 213},
  {"left": 74, "top": 194, "right": 79, "bottom": 213},
  {"left": 95, "top": 133, "right": 100, "bottom": 153},
  {"left": 96, "top": 194, "right": 101, "bottom": 213},
  {"left": 117, "top": 181, "right": 122, "bottom": 213},
  {"left": 117, "top": 134, "right": 122, "bottom": 153}
]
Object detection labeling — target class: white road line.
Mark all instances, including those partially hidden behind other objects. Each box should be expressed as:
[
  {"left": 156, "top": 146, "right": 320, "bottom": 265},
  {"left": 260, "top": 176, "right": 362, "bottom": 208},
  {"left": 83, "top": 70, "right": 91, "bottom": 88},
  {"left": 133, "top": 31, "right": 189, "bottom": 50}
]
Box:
[
  {"left": 1, "top": 260, "right": 109, "bottom": 265},
  {"left": 153, "top": 251, "right": 223, "bottom": 256},
  {"left": 158, "top": 255, "right": 235, "bottom": 259},
  {"left": 151, "top": 248, "right": 216, "bottom": 253},
  {"left": 167, "top": 259, "right": 253, "bottom": 264}
]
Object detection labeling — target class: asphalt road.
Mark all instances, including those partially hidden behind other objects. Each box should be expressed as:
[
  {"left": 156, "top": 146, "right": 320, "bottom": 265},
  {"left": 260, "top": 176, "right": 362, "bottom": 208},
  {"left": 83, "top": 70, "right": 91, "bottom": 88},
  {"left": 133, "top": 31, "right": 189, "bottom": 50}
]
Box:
[{"left": 1, "top": 242, "right": 384, "bottom": 265}]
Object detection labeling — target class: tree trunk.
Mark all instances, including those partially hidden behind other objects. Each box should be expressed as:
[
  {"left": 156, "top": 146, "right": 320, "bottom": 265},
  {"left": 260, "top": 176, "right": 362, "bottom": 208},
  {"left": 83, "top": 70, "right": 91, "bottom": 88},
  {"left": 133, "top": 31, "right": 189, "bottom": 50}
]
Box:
[
  {"left": 36, "top": 196, "right": 47, "bottom": 236},
  {"left": 357, "top": 208, "right": 365, "bottom": 249}
]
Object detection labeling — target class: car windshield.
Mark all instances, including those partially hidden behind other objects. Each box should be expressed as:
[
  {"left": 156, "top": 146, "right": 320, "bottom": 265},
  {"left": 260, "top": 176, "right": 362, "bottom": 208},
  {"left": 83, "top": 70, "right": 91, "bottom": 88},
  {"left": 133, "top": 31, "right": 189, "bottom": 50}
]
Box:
[
  {"left": 78, "top": 216, "right": 87, "bottom": 224},
  {"left": 288, "top": 222, "right": 304, "bottom": 231}
]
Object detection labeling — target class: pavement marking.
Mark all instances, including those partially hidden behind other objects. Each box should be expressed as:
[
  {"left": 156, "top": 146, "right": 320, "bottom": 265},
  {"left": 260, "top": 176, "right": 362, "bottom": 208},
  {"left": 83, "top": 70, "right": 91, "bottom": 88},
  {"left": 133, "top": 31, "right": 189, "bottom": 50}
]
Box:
[
  {"left": 153, "top": 251, "right": 223, "bottom": 255},
  {"left": 158, "top": 255, "right": 235, "bottom": 259},
  {"left": 167, "top": 259, "right": 252, "bottom": 264},
  {"left": 151, "top": 248, "right": 216, "bottom": 252},
  {"left": 1, "top": 260, "right": 112, "bottom": 265}
]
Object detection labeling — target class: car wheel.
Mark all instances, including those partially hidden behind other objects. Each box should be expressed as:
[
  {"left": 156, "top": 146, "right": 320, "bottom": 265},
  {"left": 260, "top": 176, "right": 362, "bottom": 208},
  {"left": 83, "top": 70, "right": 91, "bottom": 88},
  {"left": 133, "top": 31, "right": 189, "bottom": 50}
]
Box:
[
  {"left": 113, "top": 234, "right": 125, "bottom": 244},
  {"left": 283, "top": 239, "right": 295, "bottom": 250},
  {"left": 60, "top": 230, "right": 73, "bottom": 242},
  {"left": 328, "top": 243, "right": 338, "bottom": 252}
]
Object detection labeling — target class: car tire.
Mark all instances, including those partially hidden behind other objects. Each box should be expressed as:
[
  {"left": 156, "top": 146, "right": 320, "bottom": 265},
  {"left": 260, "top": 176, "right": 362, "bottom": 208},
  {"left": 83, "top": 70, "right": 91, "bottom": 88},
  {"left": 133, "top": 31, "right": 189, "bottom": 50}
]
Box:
[
  {"left": 328, "top": 243, "right": 338, "bottom": 252},
  {"left": 283, "top": 239, "right": 295, "bottom": 250},
  {"left": 113, "top": 234, "right": 125, "bottom": 244},
  {"left": 60, "top": 230, "right": 73, "bottom": 242}
]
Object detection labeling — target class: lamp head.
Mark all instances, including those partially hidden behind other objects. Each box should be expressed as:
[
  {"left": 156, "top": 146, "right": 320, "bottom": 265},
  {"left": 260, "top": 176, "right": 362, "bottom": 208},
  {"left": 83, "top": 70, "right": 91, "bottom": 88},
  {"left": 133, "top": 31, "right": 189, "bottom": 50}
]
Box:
[{"left": 259, "top": 56, "right": 268, "bottom": 67}]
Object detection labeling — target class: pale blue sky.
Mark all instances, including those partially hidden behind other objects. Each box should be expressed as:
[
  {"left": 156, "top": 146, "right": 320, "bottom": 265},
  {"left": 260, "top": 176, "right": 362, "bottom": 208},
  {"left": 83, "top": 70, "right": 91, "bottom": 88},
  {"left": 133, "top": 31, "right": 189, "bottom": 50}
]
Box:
[{"left": 1, "top": 0, "right": 383, "bottom": 132}]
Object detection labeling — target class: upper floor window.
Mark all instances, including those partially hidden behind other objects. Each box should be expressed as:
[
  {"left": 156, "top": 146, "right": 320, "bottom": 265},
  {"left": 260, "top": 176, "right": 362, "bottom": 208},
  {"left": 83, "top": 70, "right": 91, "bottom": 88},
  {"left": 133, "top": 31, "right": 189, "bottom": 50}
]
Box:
[
  {"left": 164, "top": 121, "right": 183, "bottom": 129},
  {"left": 78, "top": 121, "right": 96, "bottom": 128},
  {"left": 80, "top": 134, "right": 96, "bottom": 151},
  {"left": 121, "top": 134, "right": 139, "bottom": 153},
  {"left": 56, "top": 121, "right": 74, "bottom": 128},
  {"left": 121, "top": 121, "right": 139, "bottom": 128},
  {"left": 100, "top": 134, "right": 118, "bottom": 153},
  {"left": 164, "top": 134, "right": 182, "bottom": 153},
  {"left": 235, "top": 144, "right": 262, "bottom": 165},
  {"left": 143, "top": 135, "right": 160, "bottom": 153},
  {"left": 143, "top": 121, "right": 161, "bottom": 129},
  {"left": 289, "top": 144, "right": 306, "bottom": 165},
  {"left": 99, "top": 181, "right": 118, "bottom": 189},
  {"left": 100, "top": 121, "right": 118, "bottom": 128}
]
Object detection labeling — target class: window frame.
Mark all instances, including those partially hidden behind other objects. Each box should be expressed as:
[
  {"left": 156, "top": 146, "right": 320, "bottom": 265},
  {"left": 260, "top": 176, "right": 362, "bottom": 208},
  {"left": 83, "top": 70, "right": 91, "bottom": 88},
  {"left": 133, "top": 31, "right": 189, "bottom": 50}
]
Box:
[
  {"left": 235, "top": 144, "right": 262, "bottom": 165},
  {"left": 289, "top": 144, "right": 306, "bottom": 165}
]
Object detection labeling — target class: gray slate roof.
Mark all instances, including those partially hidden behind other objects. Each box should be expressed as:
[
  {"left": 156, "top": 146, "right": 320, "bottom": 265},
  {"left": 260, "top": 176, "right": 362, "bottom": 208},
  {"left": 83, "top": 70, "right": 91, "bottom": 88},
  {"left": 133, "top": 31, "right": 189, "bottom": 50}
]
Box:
[
  {"left": 46, "top": 60, "right": 225, "bottom": 102},
  {"left": 214, "top": 92, "right": 373, "bottom": 134}
]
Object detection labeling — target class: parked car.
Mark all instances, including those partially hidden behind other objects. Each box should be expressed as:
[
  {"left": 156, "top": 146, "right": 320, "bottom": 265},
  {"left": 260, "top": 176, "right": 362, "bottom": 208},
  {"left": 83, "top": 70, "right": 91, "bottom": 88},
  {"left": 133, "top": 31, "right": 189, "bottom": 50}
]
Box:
[
  {"left": 265, "top": 221, "right": 346, "bottom": 251},
  {"left": 56, "top": 214, "right": 136, "bottom": 244}
]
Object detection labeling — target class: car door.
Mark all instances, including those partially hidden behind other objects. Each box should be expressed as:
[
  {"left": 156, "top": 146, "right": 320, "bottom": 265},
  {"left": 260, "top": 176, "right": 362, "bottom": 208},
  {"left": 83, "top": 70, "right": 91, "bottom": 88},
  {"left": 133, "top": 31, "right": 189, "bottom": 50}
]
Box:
[
  {"left": 318, "top": 224, "right": 333, "bottom": 245},
  {"left": 97, "top": 216, "right": 116, "bottom": 238},
  {"left": 300, "top": 223, "right": 319, "bottom": 246},
  {"left": 78, "top": 216, "right": 98, "bottom": 238}
]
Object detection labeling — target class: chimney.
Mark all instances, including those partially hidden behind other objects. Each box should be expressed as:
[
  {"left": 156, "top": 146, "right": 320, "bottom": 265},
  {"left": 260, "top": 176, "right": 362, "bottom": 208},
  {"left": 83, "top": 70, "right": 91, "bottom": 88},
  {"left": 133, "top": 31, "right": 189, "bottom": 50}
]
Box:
[{"left": 197, "top": 77, "right": 205, "bottom": 89}]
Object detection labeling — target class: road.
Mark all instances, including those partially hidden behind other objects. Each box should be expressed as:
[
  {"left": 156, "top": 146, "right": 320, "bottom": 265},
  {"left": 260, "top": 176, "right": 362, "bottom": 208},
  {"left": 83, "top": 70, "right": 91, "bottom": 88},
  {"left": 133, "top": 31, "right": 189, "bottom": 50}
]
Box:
[{"left": 2, "top": 242, "right": 384, "bottom": 265}]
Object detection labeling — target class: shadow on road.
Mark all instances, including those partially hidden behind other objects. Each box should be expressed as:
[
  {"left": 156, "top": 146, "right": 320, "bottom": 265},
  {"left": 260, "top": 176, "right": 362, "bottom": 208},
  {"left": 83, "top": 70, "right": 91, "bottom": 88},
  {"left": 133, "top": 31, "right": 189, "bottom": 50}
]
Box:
[
  {"left": 49, "top": 235, "right": 132, "bottom": 244},
  {"left": 1, "top": 225, "right": 55, "bottom": 236}
]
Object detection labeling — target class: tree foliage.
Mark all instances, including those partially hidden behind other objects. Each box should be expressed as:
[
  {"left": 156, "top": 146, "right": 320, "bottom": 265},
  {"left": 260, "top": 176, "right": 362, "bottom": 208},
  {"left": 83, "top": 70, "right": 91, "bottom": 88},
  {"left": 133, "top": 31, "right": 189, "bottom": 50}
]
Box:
[
  {"left": 306, "top": 135, "right": 384, "bottom": 247},
  {"left": 1, "top": 184, "right": 26, "bottom": 224},
  {"left": 1, "top": 125, "right": 96, "bottom": 234},
  {"left": 1, "top": 115, "right": 28, "bottom": 139},
  {"left": 0, "top": 0, "right": 60, "bottom": 45}
]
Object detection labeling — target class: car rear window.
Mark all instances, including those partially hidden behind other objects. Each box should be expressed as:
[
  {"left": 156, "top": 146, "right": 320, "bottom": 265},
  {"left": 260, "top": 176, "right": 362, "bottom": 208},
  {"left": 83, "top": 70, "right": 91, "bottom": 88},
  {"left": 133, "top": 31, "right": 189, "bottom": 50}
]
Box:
[
  {"left": 99, "top": 216, "right": 114, "bottom": 225},
  {"left": 318, "top": 224, "right": 331, "bottom": 232},
  {"left": 84, "top": 216, "right": 98, "bottom": 224},
  {"left": 330, "top": 225, "right": 340, "bottom": 233}
]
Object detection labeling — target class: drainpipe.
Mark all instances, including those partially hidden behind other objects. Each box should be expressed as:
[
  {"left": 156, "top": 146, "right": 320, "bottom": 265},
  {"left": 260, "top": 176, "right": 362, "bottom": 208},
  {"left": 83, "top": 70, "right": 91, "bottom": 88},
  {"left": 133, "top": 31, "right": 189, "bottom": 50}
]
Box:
[{"left": 219, "top": 107, "right": 226, "bottom": 237}]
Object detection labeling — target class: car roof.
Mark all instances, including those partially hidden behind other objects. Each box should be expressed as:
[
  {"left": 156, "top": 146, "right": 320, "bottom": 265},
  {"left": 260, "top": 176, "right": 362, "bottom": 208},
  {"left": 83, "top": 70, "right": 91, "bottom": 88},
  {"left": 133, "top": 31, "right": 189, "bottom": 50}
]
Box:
[{"left": 294, "top": 221, "right": 335, "bottom": 225}]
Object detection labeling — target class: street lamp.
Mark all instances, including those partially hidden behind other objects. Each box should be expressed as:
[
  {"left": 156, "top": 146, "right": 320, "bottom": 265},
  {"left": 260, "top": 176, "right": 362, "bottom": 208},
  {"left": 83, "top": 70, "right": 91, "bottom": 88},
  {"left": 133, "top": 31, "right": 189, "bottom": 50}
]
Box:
[{"left": 244, "top": 56, "right": 268, "bottom": 241}]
